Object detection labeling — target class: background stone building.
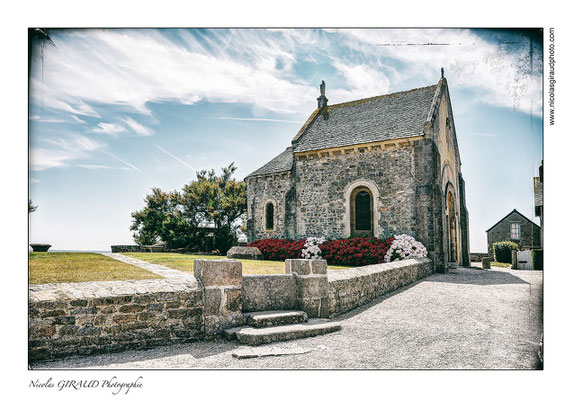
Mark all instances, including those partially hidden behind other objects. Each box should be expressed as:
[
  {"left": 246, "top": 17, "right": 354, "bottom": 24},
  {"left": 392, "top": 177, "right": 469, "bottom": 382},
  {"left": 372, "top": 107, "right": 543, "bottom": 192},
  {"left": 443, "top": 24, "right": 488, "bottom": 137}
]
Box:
[
  {"left": 245, "top": 72, "right": 470, "bottom": 271},
  {"left": 486, "top": 209, "right": 542, "bottom": 257}
]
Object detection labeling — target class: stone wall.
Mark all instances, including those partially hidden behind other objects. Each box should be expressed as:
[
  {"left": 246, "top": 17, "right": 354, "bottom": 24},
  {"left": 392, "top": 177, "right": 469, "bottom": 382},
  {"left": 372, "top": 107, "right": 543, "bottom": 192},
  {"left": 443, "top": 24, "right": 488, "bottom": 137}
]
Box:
[
  {"left": 29, "top": 279, "right": 203, "bottom": 361},
  {"left": 327, "top": 257, "right": 433, "bottom": 316},
  {"left": 246, "top": 171, "right": 295, "bottom": 241},
  {"left": 30, "top": 257, "right": 434, "bottom": 361},
  {"left": 111, "top": 245, "right": 141, "bottom": 253},
  {"left": 193, "top": 259, "right": 243, "bottom": 336},
  {"left": 286, "top": 259, "right": 330, "bottom": 318},
  {"left": 294, "top": 146, "right": 419, "bottom": 239},
  {"left": 242, "top": 275, "right": 298, "bottom": 312}
]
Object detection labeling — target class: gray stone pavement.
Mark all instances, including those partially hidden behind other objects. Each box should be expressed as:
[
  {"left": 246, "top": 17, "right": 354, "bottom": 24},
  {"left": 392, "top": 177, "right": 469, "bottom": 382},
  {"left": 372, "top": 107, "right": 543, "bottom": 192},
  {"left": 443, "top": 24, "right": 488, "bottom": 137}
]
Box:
[{"left": 31, "top": 265, "right": 542, "bottom": 369}]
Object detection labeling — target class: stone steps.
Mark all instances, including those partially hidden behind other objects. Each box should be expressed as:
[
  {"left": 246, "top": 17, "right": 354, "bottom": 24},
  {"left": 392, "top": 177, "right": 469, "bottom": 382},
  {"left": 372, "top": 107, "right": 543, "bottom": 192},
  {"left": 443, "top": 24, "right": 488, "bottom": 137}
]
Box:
[
  {"left": 244, "top": 310, "right": 308, "bottom": 328},
  {"left": 226, "top": 318, "right": 342, "bottom": 346}
]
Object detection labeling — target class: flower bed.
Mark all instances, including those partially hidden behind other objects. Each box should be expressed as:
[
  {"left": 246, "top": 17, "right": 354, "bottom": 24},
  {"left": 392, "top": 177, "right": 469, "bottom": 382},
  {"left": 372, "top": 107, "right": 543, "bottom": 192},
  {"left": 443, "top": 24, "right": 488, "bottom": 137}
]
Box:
[
  {"left": 248, "top": 237, "right": 395, "bottom": 266},
  {"left": 247, "top": 238, "right": 306, "bottom": 261},
  {"left": 321, "top": 237, "right": 395, "bottom": 266}
]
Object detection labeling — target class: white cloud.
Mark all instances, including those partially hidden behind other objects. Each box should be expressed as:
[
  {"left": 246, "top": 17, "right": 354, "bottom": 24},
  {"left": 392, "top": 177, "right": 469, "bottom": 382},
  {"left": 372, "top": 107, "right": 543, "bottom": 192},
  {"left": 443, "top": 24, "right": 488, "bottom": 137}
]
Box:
[
  {"left": 29, "top": 115, "right": 66, "bottom": 123},
  {"left": 123, "top": 117, "right": 155, "bottom": 136},
  {"left": 76, "top": 164, "right": 112, "bottom": 170},
  {"left": 338, "top": 29, "right": 542, "bottom": 115},
  {"left": 92, "top": 123, "right": 127, "bottom": 136},
  {"left": 30, "top": 134, "right": 104, "bottom": 171},
  {"left": 31, "top": 29, "right": 542, "bottom": 123},
  {"left": 36, "top": 30, "right": 317, "bottom": 117},
  {"left": 217, "top": 117, "right": 305, "bottom": 124},
  {"left": 332, "top": 61, "right": 391, "bottom": 101}
]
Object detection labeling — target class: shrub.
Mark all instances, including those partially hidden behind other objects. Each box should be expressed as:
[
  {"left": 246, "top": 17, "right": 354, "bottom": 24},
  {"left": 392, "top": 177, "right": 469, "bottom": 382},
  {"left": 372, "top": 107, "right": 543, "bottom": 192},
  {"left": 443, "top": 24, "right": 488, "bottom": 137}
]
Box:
[
  {"left": 492, "top": 241, "right": 519, "bottom": 263},
  {"left": 532, "top": 249, "right": 543, "bottom": 270}
]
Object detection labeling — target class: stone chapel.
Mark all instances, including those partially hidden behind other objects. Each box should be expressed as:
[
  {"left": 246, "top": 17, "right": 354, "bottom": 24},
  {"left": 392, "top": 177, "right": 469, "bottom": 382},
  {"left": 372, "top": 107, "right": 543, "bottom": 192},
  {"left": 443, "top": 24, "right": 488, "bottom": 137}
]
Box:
[{"left": 245, "top": 71, "right": 470, "bottom": 271}]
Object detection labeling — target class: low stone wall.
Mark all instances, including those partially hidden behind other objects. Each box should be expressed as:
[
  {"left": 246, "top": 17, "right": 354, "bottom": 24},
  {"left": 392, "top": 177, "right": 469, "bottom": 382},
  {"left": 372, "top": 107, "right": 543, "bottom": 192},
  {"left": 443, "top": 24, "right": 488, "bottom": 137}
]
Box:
[
  {"left": 29, "top": 278, "right": 203, "bottom": 361},
  {"left": 193, "top": 259, "right": 243, "bottom": 336},
  {"left": 242, "top": 274, "right": 298, "bottom": 312},
  {"left": 29, "top": 256, "right": 434, "bottom": 361},
  {"left": 111, "top": 245, "right": 141, "bottom": 253},
  {"left": 327, "top": 257, "right": 433, "bottom": 316},
  {"left": 470, "top": 252, "right": 488, "bottom": 262}
]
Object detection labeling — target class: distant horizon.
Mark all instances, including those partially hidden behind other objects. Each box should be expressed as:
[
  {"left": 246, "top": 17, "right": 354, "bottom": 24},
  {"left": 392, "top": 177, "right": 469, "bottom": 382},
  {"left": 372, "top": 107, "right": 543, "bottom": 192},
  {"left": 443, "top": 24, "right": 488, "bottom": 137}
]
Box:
[{"left": 29, "top": 28, "right": 543, "bottom": 253}]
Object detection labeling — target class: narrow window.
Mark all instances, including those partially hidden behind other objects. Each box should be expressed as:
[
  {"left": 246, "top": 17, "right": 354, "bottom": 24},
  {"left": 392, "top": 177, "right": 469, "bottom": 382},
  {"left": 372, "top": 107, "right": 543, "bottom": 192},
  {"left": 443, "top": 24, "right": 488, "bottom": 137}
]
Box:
[
  {"left": 265, "top": 202, "right": 274, "bottom": 230},
  {"left": 355, "top": 191, "right": 371, "bottom": 231},
  {"left": 510, "top": 223, "right": 521, "bottom": 240}
]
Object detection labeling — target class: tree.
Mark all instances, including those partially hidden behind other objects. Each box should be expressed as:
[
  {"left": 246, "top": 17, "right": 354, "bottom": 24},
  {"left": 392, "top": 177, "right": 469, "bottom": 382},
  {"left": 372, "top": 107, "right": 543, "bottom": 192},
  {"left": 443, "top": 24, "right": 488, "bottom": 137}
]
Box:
[
  {"left": 182, "top": 163, "right": 246, "bottom": 253},
  {"left": 130, "top": 163, "right": 246, "bottom": 253},
  {"left": 29, "top": 199, "right": 38, "bottom": 213},
  {"left": 130, "top": 188, "right": 197, "bottom": 249}
]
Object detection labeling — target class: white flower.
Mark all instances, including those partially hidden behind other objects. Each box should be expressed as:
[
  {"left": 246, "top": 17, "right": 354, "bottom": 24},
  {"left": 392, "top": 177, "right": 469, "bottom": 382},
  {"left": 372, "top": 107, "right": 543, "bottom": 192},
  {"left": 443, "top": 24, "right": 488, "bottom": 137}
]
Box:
[
  {"left": 302, "top": 237, "right": 325, "bottom": 259},
  {"left": 384, "top": 234, "right": 427, "bottom": 263}
]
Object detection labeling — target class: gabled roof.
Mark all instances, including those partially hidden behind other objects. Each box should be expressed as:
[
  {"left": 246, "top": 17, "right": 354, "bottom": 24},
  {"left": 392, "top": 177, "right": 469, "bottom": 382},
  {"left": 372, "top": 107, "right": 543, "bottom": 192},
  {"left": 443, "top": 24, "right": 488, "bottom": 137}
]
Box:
[
  {"left": 245, "top": 146, "right": 293, "bottom": 178},
  {"left": 291, "top": 84, "right": 438, "bottom": 153},
  {"left": 485, "top": 209, "right": 541, "bottom": 232}
]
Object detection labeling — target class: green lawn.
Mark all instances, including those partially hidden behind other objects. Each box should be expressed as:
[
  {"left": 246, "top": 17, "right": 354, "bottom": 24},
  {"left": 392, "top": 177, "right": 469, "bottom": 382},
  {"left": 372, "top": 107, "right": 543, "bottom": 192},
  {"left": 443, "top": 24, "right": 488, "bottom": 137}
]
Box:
[
  {"left": 491, "top": 261, "right": 512, "bottom": 268},
  {"left": 29, "top": 252, "right": 162, "bottom": 285},
  {"left": 123, "top": 252, "right": 350, "bottom": 275}
]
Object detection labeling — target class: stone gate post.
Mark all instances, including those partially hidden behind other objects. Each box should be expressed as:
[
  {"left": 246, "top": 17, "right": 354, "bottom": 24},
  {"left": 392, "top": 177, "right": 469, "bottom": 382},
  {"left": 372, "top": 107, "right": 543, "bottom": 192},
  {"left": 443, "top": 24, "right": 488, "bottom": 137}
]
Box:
[
  {"left": 194, "top": 259, "right": 243, "bottom": 336},
  {"left": 286, "top": 259, "right": 329, "bottom": 318}
]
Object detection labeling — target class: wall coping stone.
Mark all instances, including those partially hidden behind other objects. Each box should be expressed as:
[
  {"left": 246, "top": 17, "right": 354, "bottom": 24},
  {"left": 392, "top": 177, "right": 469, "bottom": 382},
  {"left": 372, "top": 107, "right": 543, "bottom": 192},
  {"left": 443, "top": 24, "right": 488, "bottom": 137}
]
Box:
[{"left": 327, "top": 257, "right": 431, "bottom": 282}]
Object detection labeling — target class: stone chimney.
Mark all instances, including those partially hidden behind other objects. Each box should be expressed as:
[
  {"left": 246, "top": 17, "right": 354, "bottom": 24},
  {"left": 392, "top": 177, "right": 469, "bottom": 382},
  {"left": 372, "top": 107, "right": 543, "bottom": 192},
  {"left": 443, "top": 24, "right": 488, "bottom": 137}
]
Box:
[{"left": 317, "top": 80, "right": 329, "bottom": 119}]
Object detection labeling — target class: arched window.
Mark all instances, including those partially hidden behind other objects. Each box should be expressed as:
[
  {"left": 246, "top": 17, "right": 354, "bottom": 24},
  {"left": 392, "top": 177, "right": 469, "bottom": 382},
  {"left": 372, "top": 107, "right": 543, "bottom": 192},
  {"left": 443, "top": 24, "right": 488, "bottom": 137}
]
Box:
[
  {"left": 265, "top": 202, "right": 274, "bottom": 231},
  {"left": 351, "top": 187, "right": 373, "bottom": 236}
]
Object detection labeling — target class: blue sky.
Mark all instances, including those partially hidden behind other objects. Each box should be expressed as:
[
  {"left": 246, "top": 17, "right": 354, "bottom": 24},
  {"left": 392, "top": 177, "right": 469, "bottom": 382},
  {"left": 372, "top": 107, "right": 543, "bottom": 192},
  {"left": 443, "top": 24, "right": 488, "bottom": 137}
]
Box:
[{"left": 28, "top": 28, "right": 543, "bottom": 252}]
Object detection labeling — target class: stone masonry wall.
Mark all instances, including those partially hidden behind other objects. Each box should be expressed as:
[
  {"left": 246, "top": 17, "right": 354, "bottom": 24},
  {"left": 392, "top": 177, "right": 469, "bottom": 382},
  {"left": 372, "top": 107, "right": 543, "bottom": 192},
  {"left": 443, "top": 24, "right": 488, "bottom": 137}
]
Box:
[
  {"left": 30, "top": 256, "right": 435, "bottom": 361},
  {"left": 242, "top": 274, "right": 298, "bottom": 312},
  {"left": 111, "top": 245, "right": 141, "bottom": 253},
  {"left": 29, "top": 279, "right": 203, "bottom": 361},
  {"left": 294, "top": 146, "right": 419, "bottom": 239},
  {"left": 487, "top": 212, "right": 542, "bottom": 257},
  {"left": 193, "top": 259, "right": 243, "bottom": 336},
  {"left": 328, "top": 257, "right": 433, "bottom": 316},
  {"left": 246, "top": 171, "right": 295, "bottom": 241}
]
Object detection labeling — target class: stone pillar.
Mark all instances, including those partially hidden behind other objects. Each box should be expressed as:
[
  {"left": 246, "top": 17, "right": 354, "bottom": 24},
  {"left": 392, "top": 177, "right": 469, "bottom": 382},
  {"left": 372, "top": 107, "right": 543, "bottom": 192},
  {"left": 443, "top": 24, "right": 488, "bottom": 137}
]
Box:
[
  {"left": 286, "top": 259, "right": 329, "bottom": 318},
  {"left": 511, "top": 250, "right": 518, "bottom": 269},
  {"left": 194, "top": 259, "right": 243, "bottom": 336},
  {"left": 482, "top": 257, "right": 491, "bottom": 269}
]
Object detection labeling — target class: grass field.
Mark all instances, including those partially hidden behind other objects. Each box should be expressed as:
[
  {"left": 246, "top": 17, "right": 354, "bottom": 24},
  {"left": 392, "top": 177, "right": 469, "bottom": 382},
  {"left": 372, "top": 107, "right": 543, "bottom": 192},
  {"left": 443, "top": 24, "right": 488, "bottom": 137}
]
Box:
[
  {"left": 29, "top": 252, "right": 162, "bottom": 285},
  {"left": 123, "top": 252, "right": 350, "bottom": 275},
  {"left": 491, "top": 261, "right": 512, "bottom": 268}
]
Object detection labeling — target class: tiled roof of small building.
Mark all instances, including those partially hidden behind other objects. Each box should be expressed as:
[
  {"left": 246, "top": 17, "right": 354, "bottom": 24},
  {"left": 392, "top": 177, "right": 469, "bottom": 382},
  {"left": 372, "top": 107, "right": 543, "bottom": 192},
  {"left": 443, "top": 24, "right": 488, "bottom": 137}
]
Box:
[
  {"left": 292, "top": 84, "right": 438, "bottom": 153},
  {"left": 245, "top": 146, "right": 293, "bottom": 178}
]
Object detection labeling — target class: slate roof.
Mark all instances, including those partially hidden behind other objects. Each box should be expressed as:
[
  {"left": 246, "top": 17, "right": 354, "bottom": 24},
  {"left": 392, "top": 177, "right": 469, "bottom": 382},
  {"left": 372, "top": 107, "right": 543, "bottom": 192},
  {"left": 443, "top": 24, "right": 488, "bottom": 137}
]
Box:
[
  {"left": 292, "top": 84, "right": 438, "bottom": 153},
  {"left": 245, "top": 146, "right": 293, "bottom": 178},
  {"left": 485, "top": 209, "right": 541, "bottom": 232},
  {"left": 246, "top": 82, "right": 441, "bottom": 178}
]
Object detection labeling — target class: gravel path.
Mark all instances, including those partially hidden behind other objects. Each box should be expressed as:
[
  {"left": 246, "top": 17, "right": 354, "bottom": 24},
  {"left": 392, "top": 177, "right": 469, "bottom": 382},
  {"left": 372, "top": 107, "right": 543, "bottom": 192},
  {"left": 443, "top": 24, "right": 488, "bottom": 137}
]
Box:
[{"left": 31, "top": 266, "right": 542, "bottom": 369}]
